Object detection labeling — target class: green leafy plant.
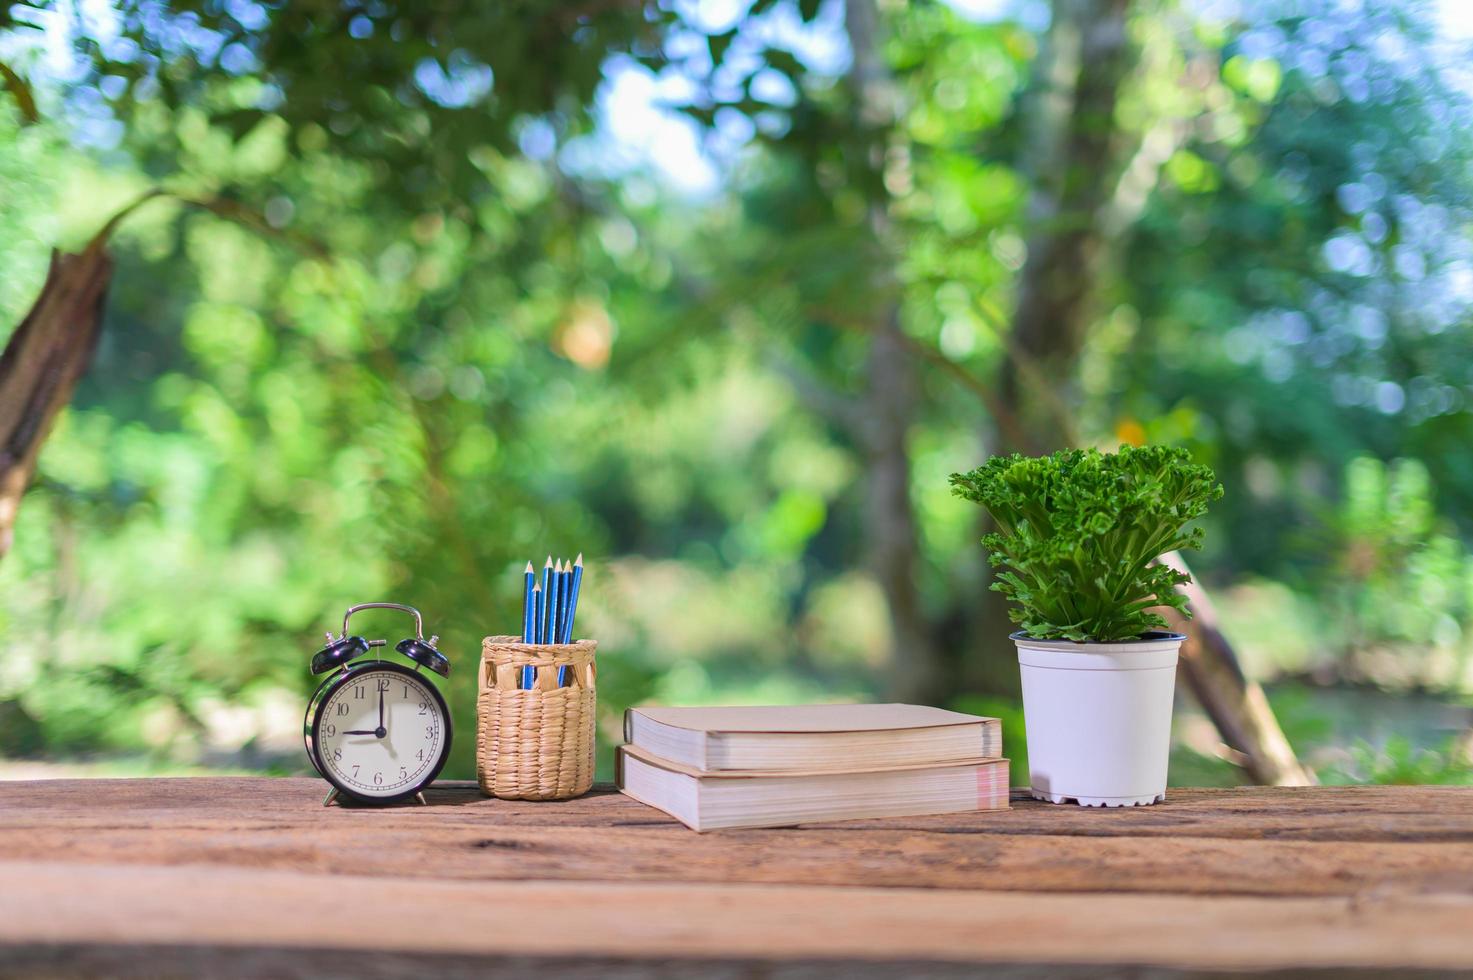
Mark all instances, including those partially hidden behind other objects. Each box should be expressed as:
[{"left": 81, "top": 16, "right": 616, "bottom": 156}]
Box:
[{"left": 950, "top": 445, "right": 1223, "bottom": 642}]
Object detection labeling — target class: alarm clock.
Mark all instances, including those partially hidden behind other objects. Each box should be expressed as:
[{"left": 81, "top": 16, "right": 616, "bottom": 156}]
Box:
[{"left": 304, "top": 602, "right": 452, "bottom": 806}]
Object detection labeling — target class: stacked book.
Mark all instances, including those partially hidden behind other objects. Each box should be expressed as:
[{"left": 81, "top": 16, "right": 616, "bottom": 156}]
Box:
[{"left": 616, "top": 703, "right": 1008, "bottom": 831}]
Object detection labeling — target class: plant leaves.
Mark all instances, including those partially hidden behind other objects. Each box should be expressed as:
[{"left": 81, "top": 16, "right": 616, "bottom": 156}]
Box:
[{"left": 951, "top": 445, "right": 1223, "bottom": 641}]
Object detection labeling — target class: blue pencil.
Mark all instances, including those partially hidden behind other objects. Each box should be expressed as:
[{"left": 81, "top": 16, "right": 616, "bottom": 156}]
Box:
[
  {"left": 556, "top": 555, "right": 581, "bottom": 686},
  {"left": 554, "top": 558, "right": 570, "bottom": 684},
  {"left": 563, "top": 558, "right": 574, "bottom": 637},
  {"left": 525, "top": 582, "right": 543, "bottom": 688},
  {"left": 521, "top": 561, "right": 535, "bottom": 643},
  {"left": 545, "top": 558, "right": 560, "bottom": 645},
  {"left": 532, "top": 581, "right": 545, "bottom": 645},
  {"left": 563, "top": 553, "right": 583, "bottom": 644},
  {"left": 547, "top": 560, "right": 564, "bottom": 686},
  {"left": 538, "top": 556, "right": 553, "bottom": 643}
]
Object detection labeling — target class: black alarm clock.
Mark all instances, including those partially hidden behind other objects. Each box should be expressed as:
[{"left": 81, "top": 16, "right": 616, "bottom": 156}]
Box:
[{"left": 304, "top": 602, "right": 452, "bottom": 806}]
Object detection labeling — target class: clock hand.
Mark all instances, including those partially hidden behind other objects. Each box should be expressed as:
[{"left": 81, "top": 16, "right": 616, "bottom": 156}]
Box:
[
  {"left": 373, "top": 683, "right": 387, "bottom": 738},
  {"left": 342, "top": 729, "right": 380, "bottom": 736}
]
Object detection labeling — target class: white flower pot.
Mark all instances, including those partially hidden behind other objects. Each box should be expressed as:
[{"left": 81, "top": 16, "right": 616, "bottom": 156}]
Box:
[{"left": 1012, "top": 630, "right": 1185, "bottom": 807}]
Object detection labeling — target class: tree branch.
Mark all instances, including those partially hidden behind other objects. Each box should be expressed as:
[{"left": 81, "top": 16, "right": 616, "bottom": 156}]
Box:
[
  {"left": 1159, "top": 550, "right": 1316, "bottom": 787},
  {"left": 0, "top": 60, "right": 39, "bottom": 125},
  {"left": 0, "top": 187, "right": 329, "bottom": 563},
  {"left": 0, "top": 248, "right": 112, "bottom": 560},
  {"left": 804, "top": 303, "right": 1039, "bottom": 454},
  {"left": 765, "top": 353, "right": 866, "bottom": 438},
  {"left": 89, "top": 188, "right": 330, "bottom": 259}
]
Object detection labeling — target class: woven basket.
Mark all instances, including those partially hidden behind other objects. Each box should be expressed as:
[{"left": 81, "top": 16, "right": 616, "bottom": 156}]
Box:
[{"left": 477, "top": 635, "right": 597, "bottom": 800}]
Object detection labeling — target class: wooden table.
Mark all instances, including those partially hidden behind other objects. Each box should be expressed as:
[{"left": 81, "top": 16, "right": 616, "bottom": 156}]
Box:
[{"left": 2, "top": 778, "right": 1472, "bottom": 977}]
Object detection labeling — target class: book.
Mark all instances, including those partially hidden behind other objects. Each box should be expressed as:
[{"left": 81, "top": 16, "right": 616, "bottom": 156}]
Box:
[
  {"left": 617, "top": 745, "right": 1010, "bottom": 832},
  {"left": 623, "top": 703, "right": 1001, "bottom": 773}
]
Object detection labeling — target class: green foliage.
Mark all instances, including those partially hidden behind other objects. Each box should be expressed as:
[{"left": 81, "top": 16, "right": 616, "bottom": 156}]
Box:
[
  {"left": 950, "top": 446, "right": 1223, "bottom": 642},
  {"left": 1112, "top": 0, "right": 1473, "bottom": 579},
  {"left": 1325, "top": 735, "right": 1473, "bottom": 786},
  {"left": 27, "top": 0, "right": 673, "bottom": 210},
  {"left": 1299, "top": 457, "right": 1473, "bottom": 687}
]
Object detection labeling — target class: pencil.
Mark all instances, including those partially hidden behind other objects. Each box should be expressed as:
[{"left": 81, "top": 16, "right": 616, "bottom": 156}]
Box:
[
  {"left": 521, "top": 561, "right": 535, "bottom": 643},
  {"left": 556, "top": 559, "right": 571, "bottom": 641},
  {"left": 545, "top": 562, "right": 559, "bottom": 645},
  {"left": 525, "top": 581, "right": 544, "bottom": 687},
  {"left": 563, "top": 553, "right": 583, "bottom": 644},
  {"left": 538, "top": 556, "right": 553, "bottom": 643},
  {"left": 554, "top": 558, "right": 571, "bottom": 684},
  {"left": 548, "top": 560, "right": 558, "bottom": 642},
  {"left": 532, "top": 581, "right": 544, "bottom": 645}
]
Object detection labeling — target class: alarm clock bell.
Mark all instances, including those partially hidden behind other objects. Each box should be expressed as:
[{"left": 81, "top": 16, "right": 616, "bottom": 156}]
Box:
[{"left": 304, "top": 602, "right": 454, "bottom": 808}]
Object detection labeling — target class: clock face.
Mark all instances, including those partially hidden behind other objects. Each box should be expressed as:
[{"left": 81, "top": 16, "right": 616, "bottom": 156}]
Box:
[{"left": 313, "top": 666, "right": 449, "bottom": 800}]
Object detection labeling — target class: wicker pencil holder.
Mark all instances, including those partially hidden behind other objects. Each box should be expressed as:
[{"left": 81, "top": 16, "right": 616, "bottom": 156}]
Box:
[{"left": 477, "top": 635, "right": 597, "bottom": 800}]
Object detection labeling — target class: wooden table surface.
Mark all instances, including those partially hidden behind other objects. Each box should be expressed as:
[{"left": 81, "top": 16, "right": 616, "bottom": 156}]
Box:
[{"left": 2, "top": 778, "right": 1472, "bottom": 978}]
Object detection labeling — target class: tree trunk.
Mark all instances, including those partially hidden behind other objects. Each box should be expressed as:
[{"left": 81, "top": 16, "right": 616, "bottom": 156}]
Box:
[
  {"left": 843, "top": 0, "right": 945, "bottom": 702},
  {"left": 969, "top": 0, "right": 1137, "bottom": 693},
  {"left": 0, "top": 247, "right": 113, "bottom": 560},
  {"left": 1160, "top": 552, "right": 1316, "bottom": 786},
  {"left": 985, "top": 0, "right": 1140, "bottom": 446},
  {"left": 863, "top": 309, "right": 942, "bottom": 702},
  {"left": 1003, "top": 0, "right": 1133, "bottom": 427}
]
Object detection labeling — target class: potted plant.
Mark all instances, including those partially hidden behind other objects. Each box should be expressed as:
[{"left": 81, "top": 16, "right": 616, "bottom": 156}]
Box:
[{"left": 950, "top": 445, "right": 1223, "bottom": 807}]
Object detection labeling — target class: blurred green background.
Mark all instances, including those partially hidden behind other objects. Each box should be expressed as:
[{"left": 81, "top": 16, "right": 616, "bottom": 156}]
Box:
[{"left": 0, "top": 0, "right": 1470, "bottom": 788}]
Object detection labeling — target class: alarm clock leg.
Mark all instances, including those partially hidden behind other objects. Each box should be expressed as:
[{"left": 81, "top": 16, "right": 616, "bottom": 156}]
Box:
[
  {"left": 322, "top": 788, "right": 341, "bottom": 807},
  {"left": 415, "top": 792, "right": 428, "bottom": 806}
]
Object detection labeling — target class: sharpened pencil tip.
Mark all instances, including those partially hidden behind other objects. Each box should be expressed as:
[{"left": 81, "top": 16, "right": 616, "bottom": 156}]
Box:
[
  {"left": 555, "top": 558, "right": 564, "bottom": 572},
  {"left": 575, "top": 553, "right": 583, "bottom": 566},
  {"left": 544, "top": 556, "right": 553, "bottom": 567},
  {"left": 532, "top": 583, "right": 541, "bottom": 593},
  {"left": 524, "top": 561, "right": 534, "bottom": 573}
]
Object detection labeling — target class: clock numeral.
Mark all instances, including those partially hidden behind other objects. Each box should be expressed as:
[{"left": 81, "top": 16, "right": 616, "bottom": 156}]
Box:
[
  {"left": 335, "top": 702, "right": 349, "bottom": 716},
  {"left": 402, "top": 684, "right": 411, "bottom": 699},
  {"left": 351, "top": 765, "right": 360, "bottom": 779},
  {"left": 332, "top": 748, "right": 342, "bottom": 762},
  {"left": 353, "top": 686, "right": 366, "bottom": 700},
  {"left": 399, "top": 766, "right": 407, "bottom": 780},
  {"left": 376, "top": 677, "right": 391, "bottom": 693},
  {"left": 324, "top": 724, "right": 336, "bottom": 738},
  {"left": 418, "top": 700, "right": 430, "bottom": 715},
  {"left": 373, "top": 771, "right": 384, "bottom": 786},
  {"left": 416, "top": 749, "right": 425, "bottom": 762}
]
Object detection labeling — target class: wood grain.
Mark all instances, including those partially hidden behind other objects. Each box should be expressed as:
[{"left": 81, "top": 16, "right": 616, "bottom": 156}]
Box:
[
  {"left": 4, "top": 947, "right": 1455, "bottom": 980},
  {"left": 2, "top": 778, "right": 1471, "bottom": 976},
  {"left": 3, "top": 860, "right": 1472, "bottom": 972},
  {"left": 4, "top": 780, "right": 1470, "bottom": 896}
]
